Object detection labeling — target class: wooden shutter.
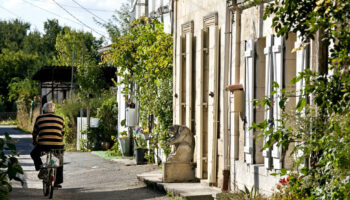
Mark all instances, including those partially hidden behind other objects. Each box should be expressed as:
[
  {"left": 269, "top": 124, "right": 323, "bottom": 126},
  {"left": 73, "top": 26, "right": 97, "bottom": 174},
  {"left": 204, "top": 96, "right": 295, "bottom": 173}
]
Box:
[
  {"left": 196, "top": 29, "right": 206, "bottom": 178},
  {"left": 185, "top": 32, "right": 193, "bottom": 129},
  {"left": 272, "top": 36, "right": 284, "bottom": 169},
  {"left": 244, "top": 39, "right": 255, "bottom": 164},
  {"left": 176, "top": 35, "right": 186, "bottom": 124},
  {"left": 207, "top": 25, "right": 219, "bottom": 183},
  {"left": 263, "top": 35, "right": 274, "bottom": 169}
]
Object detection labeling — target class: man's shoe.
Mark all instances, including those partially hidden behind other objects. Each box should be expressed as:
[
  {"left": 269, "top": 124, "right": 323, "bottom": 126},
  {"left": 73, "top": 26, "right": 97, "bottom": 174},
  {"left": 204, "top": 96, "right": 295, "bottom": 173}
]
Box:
[{"left": 38, "top": 168, "right": 47, "bottom": 179}]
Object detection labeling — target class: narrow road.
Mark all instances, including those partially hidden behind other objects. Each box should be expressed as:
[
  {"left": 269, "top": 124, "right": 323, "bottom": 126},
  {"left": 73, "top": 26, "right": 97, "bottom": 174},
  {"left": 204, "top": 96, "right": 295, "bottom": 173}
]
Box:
[{"left": 0, "top": 125, "right": 170, "bottom": 200}]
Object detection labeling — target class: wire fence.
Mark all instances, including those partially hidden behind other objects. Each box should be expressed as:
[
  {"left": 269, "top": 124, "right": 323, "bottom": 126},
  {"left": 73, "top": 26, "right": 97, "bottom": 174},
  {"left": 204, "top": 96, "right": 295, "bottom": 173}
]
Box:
[{"left": 0, "top": 112, "right": 17, "bottom": 121}]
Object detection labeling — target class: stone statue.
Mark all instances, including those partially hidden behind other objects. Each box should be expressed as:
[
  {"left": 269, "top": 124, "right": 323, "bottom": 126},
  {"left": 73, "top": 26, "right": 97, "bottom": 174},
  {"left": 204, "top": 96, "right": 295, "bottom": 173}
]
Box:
[
  {"left": 163, "top": 125, "right": 195, "bottom": 183},
  {"left": 167, "top": 125, "right": 194, "bottom": 163}
]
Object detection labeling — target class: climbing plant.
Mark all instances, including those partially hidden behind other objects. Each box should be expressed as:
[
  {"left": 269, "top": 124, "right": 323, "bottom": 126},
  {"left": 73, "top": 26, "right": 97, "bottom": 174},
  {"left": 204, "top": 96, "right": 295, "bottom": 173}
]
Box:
[{"left": 106, "top": 17, "right": 173, "bottom": 154}]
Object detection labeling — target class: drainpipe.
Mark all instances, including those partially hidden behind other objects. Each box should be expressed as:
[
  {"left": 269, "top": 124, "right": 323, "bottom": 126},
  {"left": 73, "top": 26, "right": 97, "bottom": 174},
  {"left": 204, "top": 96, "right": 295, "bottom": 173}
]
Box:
[
  {"left": 222, "top": 1, "right": 232, "bottom": 192},
  {"left": 232, "top": 0, "right": 242, "bottom": 192},
  {"left": 172, "top": 0, "right": 177, "bottom": 124}
]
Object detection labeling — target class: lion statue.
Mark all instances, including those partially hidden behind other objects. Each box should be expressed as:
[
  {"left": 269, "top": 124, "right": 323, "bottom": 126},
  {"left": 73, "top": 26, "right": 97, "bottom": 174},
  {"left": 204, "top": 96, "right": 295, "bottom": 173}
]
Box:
[{"left": 167, "top": 125, "right": 194, "bottom": 163}]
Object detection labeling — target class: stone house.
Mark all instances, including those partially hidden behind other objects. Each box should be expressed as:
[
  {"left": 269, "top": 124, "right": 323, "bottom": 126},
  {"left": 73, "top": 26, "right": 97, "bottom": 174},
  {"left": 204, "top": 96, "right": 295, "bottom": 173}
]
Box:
[{"left": 172, "top": 0, "right": 327, "bottom": 195}]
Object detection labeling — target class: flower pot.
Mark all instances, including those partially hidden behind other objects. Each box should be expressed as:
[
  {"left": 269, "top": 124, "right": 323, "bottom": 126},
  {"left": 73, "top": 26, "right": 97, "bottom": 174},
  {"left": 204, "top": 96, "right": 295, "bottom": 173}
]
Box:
[
  {"left": 118, "top": 137, "right": 131, "bottom": 156},
  {"left": 135, "top": 148, "right": 147, "bottom": 165},
  {"left": 101, "top": 141, "right": 111, "bottom": 150}
]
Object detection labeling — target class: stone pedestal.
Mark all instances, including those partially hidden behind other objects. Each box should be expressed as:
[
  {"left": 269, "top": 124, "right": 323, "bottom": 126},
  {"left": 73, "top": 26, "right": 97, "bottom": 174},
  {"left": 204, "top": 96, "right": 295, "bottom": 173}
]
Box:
[{"left": 162, "top": 162, "right": 195, "bottom": 183}]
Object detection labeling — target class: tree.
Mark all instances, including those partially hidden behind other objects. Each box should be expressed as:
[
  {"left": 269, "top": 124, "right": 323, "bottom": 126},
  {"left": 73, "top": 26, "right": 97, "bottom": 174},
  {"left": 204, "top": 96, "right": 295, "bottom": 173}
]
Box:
[
  {"left": 247, "top": 0, "right": 350, "bottom": 199},
  {"left": 0, "top": 19, "right": 30, "bottom": 51},
  {"left": 96, "top": 3, "right": 132, "bottom": 42}
]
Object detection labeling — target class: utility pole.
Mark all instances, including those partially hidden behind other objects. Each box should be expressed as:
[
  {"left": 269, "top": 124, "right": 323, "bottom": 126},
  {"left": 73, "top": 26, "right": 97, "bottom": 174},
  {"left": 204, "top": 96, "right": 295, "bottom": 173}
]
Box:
[{"left": 71, "top": 50, "right": 74, "bottom": 98}]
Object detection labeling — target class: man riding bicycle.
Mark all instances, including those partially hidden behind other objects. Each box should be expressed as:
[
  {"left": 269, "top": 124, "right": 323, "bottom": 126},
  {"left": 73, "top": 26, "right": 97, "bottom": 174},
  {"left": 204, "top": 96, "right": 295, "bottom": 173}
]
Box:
[{"left": 30, "top": 102, "right": 65, "bottom": 188}]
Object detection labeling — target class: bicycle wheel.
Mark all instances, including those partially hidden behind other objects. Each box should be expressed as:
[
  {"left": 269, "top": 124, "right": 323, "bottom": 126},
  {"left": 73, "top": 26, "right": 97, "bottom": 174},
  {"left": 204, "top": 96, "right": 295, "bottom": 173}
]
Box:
[
  {"left": 49, "top": 168, "right": 56, "bottom": 199},
  {"left": 42, "top": 180, "right": 49, "bottom": 196},
  {"left": 42, "top": 168, "right": 50, "bottom": 196}
]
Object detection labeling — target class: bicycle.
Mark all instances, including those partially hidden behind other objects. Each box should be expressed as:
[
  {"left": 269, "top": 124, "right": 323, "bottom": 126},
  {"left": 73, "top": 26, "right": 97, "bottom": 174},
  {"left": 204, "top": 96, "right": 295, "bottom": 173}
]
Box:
[{"left": 40, "top": 149, "right": 63, "bottom": 199}]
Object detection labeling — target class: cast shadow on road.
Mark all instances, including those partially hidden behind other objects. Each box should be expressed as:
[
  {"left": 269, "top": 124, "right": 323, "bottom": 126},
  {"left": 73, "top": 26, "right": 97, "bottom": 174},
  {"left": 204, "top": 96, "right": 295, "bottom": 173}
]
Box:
[
  {"left": 11, "top": 186, "right": 167, "bottom": 200},
  {"left": 0, "top": 126, "right": 34, "bottom": 156}
]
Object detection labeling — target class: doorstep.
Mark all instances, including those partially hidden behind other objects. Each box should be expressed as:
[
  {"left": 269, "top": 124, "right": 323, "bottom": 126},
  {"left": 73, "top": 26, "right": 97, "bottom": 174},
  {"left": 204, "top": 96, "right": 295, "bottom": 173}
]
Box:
[{"left": 137, "top": 169, "right": 221, "bottom": 200}]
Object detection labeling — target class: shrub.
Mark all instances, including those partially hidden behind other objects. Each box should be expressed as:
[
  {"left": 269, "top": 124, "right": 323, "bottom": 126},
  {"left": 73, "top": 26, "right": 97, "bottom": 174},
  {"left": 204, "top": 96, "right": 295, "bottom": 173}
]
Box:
[{"left": 0, "top": 133, "right": 24, "bottom": 198}]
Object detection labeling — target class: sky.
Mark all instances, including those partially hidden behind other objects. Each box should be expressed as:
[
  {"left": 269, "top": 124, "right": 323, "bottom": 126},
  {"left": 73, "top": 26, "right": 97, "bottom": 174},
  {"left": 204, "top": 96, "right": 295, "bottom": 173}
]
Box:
[{"left": 0, "top": 0, "right": 129, "bottom": 43}]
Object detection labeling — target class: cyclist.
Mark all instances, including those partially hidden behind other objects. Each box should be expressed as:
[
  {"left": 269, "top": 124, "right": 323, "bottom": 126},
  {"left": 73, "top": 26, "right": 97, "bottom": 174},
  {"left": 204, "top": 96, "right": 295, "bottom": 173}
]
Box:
[{"left": 30, "top": 102, "right": 65, "bottom": 188}]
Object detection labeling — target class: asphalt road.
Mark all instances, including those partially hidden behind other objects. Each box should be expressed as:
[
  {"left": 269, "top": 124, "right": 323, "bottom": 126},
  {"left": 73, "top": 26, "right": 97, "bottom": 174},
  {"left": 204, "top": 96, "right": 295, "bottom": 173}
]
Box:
[{"left": 0, "top": 125, "right": 170, "bottom": 200}]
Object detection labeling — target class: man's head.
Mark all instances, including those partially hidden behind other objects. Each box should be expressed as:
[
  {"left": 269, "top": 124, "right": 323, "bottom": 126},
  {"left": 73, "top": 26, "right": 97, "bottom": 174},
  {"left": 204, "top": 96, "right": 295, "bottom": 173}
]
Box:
[{"left": 43, "top": 102, "right": 56, "bottom": 113}]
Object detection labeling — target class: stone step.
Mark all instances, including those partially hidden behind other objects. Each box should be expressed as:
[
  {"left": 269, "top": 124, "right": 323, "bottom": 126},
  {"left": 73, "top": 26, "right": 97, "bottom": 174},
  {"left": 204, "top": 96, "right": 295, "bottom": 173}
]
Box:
[{"left": 137, "top": 170, "right": 221, "bottom": 200}]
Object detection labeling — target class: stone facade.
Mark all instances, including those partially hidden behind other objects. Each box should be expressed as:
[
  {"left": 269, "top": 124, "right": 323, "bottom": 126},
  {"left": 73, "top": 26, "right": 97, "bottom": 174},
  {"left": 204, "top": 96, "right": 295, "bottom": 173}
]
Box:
[{"left": 173, "top": 0, "right": 324, "bottom": 196}]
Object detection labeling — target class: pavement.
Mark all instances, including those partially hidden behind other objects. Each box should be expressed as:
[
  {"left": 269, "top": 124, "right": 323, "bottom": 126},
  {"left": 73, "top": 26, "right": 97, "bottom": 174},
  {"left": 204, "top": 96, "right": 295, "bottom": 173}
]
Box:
[
  {"left": 137, "top": 168, "right": 221, "bottom": 200},
  {"left": 0, "top": 125, "right": 171, "bottom": 200}
]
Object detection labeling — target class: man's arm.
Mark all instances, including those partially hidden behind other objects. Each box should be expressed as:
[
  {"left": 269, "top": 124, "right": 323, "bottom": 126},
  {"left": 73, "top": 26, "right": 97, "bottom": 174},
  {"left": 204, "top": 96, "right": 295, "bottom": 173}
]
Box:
[{"left": 32, "top": 118, "right": 39, "bottom": 145}]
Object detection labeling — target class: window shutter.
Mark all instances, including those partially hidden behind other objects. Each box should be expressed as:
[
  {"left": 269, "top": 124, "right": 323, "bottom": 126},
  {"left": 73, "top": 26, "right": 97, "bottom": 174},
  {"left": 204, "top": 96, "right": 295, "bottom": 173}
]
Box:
[
  {"left": 272, "top": 36, "right": 284, "bottom": 169},
  {"left": 207, "top": 25, "right": 219, "bottom": 183},
  {"left": 244, "top": 39, "right": 255, "bottom": 164},
  {"left": 185, "top": 32, "right": 193, "bottom": 129},
  {"left": 196, "top": 29, "right": 206, "bottom": 178},
  {"left": 176, "top": 35, "right": 186, "bottom": 124},
  {"left": 263, "top": 35, "right": 274, "bottom": 169}
]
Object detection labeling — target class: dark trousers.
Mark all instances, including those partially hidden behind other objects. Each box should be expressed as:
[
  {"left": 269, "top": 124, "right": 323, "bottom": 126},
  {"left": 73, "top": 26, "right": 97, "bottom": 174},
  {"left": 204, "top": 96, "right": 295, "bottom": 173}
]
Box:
[{"left": 30, "top": 145, "right": 63, "bottom": 184}]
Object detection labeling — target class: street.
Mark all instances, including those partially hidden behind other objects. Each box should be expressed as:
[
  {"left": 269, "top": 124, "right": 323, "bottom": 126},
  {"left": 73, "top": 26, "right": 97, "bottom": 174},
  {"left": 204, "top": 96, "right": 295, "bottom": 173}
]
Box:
[{"left": 0, "top": 125, "right": 171, "bottom": 200}]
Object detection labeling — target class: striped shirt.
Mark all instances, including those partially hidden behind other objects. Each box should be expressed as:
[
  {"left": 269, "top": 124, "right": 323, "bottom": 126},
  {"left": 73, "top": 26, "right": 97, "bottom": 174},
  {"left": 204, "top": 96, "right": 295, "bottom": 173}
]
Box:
[{"left": 33, "top": 113, "right": 65, "bottom": 149}]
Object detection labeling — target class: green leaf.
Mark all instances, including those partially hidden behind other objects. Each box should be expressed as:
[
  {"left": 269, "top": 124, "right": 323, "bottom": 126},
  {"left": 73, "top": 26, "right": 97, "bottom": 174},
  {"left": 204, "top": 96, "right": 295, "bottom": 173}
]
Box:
[
  {"left": 280, "top": 168, "right": 287, "bottom": 175},
  {"left": 296, "top": 98, "right": 306, "bottom": 112}
]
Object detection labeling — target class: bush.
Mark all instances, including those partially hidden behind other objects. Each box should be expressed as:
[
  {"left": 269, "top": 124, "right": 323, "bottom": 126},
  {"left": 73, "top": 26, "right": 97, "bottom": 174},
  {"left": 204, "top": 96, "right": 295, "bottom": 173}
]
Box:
[
  {"left": 0, "top": 133, "right": 24, "bottom": 198},
  {"left": 56, "top": 98, "right": 81, "bottom": 146}
]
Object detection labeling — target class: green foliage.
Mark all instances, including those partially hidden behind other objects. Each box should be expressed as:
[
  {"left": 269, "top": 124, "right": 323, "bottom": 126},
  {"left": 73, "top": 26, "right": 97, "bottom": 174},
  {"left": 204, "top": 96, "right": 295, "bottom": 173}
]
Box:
[
  {"left": 218, "top": 186, "right": 267, "bottom": 200},
  {"left": 107, "top": 136, "right": 122, "bottom": 156},
  {"left": 0, "top": 19, "right": 67, "bottom": 111},
  {"left": 0, "top": 132, "right": 24, "bottom": 198},
  {"left": 96, "top": 95, "right": 118, "bottom": 142},
  {"left": 0, "top": 19, "right": 30, "bottom": 51},
  {"left": 96, "top": 3, "right": 132, "bottom": 42},
  {"left": 246, "top": 1, "right": 350, "bottom": 198},
  {"left": 56, "top": 97, "right": 81, "bottom": 145},
  {"left": 106, "top": 17, "right": 173, "bottom": 155},
  {"left": 8, "top": 78, "right": 39, "bottom": 102}
]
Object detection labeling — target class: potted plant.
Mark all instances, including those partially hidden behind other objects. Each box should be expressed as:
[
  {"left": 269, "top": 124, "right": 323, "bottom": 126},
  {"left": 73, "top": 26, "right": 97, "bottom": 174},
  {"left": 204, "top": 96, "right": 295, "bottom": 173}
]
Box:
[
  {"left": 118, "top": 130, "right": 130, "bottom": 156},
  {"left": 134, "top": 127, "right": 148, "bottom": 165}
]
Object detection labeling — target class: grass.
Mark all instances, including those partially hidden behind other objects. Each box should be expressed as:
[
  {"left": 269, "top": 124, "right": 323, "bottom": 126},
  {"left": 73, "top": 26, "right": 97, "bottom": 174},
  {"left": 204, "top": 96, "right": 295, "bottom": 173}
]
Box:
[
  {"left": 0, "top": 119, "right": 17, "bottom": 125},
  {"left": 91, "top": 151, "right": 132, "bottom": 160}
]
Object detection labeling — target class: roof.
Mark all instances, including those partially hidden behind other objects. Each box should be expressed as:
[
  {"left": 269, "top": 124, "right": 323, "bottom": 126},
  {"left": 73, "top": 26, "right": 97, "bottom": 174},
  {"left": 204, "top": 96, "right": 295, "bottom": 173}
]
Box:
[
  {"left": 32, "top": 66, "right": 117, "bottom": 86},
  {"left": 32, "top": 66, "right": 73, "bottom": 82}
]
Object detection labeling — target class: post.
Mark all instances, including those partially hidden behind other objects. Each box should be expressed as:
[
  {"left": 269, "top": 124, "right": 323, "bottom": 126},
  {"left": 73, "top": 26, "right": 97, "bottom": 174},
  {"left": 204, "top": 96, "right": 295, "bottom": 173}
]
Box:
[{"left": 71, "top": 51, "right": 74, "bottom": 98}]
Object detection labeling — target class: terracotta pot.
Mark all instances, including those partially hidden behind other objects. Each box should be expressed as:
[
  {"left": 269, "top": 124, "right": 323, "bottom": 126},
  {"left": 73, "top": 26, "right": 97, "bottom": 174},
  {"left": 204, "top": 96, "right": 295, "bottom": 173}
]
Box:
[{"left": 101, "top": 141, "right": 111, "bottom": 150}]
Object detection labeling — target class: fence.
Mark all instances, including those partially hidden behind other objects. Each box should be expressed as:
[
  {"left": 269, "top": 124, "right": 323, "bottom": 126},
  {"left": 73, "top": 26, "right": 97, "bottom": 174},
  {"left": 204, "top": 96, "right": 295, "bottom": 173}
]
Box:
[{"left": 0, "top": 112, "right": 17, "bottom": 121}]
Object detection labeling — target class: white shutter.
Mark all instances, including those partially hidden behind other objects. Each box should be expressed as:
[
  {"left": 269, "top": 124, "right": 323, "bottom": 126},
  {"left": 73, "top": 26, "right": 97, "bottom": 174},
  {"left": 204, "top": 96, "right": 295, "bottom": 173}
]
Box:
[
  {"left": 196, "top": 29, "right": 205, "bottom": 178},
  {"left": 263, "top": 35, "right": 274, "bottom": 169},
  {"left": 244, "top": 39, "right": 255, "bottom": 164},
  {"left": 176, "top": 35, "right": 185, "bottom": 124},
  {"left": 207, "top": 25, "right": 219, "bottom": 183},
  {"left": 185, "top": 32, "right": 193, "bottom": 129},
  {"left": 272, "top": 36, "right": 284, "bottom": 169}
]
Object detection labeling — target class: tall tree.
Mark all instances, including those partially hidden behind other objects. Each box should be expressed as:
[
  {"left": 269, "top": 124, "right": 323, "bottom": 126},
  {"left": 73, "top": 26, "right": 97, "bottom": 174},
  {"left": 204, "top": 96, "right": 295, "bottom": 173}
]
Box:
[{"left": 0, "top": 19, "right": 30, "bottom": 51}]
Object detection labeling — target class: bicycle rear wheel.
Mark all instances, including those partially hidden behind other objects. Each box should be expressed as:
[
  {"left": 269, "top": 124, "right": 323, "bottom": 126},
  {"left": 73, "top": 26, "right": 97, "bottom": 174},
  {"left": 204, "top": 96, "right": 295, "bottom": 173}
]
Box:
[
  {"left": 49, "top": 168, "right": 57, "bottom": 199},
  {"left": 43, "top": 180, "right": 49, "bottom": 196}
]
